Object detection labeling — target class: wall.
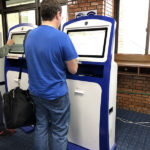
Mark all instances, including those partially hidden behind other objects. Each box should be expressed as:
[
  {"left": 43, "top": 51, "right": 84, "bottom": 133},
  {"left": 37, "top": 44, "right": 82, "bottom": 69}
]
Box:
[
  {"left": 117, "top": 75, "right": 150, "bottom": 114},
  {"left": 67, "top": 0, "right": 114, "bottom": 20}
]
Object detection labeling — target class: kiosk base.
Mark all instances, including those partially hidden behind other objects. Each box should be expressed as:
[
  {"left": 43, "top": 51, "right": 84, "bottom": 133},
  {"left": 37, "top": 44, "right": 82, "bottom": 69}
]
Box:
[{"left": 67, "top": 79, "right": 101, "bottom": 150}]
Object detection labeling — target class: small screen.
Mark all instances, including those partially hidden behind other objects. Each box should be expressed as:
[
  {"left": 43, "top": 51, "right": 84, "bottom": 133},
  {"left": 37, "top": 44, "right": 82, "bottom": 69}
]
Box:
[
  {"left": 12, "top": 33, "right": 25, "bottom": 44},
  {"left": 67, "top": 28, "right": 107, "bottom": 58},
  {"left": 9, "top": 33, "right": 25, "bottom": 54}
]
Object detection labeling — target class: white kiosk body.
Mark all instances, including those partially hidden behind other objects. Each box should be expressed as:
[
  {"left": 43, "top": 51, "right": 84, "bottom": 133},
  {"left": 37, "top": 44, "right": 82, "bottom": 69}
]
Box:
[{"left": 63, "top": 15, "right": 117, "bottom": 150}]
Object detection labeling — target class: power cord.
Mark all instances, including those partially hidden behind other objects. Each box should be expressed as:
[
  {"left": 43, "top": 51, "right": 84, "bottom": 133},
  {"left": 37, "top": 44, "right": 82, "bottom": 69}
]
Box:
[{"left": 117, "top": 117, "right": 150, "bottom": 128}]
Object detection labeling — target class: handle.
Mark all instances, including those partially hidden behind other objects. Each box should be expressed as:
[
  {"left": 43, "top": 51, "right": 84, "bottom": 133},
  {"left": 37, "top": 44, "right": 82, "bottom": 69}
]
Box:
[{"left": 74, "top": 90, "right": 84, "bottom": 95}]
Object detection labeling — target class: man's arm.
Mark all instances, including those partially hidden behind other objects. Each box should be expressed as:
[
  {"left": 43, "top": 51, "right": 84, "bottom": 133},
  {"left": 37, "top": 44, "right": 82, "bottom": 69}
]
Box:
[
  {"left": 0, "top": 39, "right": 14, "bottom": 58},
  {"left": 66, "top": 58, "right": 78, "bottom": 74}
]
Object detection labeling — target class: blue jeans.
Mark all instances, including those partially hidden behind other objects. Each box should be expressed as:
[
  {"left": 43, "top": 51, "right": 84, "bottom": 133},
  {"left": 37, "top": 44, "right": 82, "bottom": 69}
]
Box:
[{"left": 31, "top": 93, "right": 70, "bottom": 150}]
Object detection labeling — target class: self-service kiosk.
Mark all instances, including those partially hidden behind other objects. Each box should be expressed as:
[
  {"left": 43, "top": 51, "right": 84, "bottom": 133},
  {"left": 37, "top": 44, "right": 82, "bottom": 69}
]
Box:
[
  {"left": 5, "top": 23, "right": 36, "bottom": 92},
  {"left": 63, "top": 15, "right": 117, "bottom": 150}
]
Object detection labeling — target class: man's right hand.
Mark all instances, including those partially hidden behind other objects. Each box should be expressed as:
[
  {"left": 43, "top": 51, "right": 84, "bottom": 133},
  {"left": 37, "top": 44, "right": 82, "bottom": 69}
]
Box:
[{"left": 66, "top": 59, "right": 78, "bottom": 74}]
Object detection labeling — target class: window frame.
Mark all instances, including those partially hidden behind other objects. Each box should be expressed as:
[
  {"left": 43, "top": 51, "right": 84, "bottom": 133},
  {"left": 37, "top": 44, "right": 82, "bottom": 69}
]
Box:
[
  {"left": 0, "top": 0, "right": 67, "bottom": 45},
  {"left": 115, "top": 0, "right": 150, "bottom": 56},
  {"left": 0, "top": 0, "right": 39, "bottom": 44},
  {"left": 6, "top": 0, "right": 36, "bottom": 8}
]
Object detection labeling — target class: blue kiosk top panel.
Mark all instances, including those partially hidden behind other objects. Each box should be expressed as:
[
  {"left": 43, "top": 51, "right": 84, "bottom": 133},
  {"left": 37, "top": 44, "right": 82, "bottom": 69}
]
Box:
[{"left": 63, "top": 15, "right": 115, "bottom": 63}]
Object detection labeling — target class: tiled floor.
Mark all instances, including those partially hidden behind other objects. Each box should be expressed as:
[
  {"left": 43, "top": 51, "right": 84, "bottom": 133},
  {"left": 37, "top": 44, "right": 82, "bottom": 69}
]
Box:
[
  {"left": 0, "top": 109, "right": 150, "bottom": 150},
  {"left": 0, "top": 128, "right": 34, "bottom": 150},
  {"left": 116, "top": 109, "right": 150, "bottom": 150}
]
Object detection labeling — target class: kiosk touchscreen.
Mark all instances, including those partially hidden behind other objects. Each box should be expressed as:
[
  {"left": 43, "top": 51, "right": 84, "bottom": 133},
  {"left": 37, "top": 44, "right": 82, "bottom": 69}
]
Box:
[
  {"left": 8, "top": 33, "right": 26, "bottom": 54},
  {"left": 67, "top": 28, "right": 107, "bottom": 57},
  {"left": 11, "top": 33, "right": 26, "bottom": 45},
  {"left": 7, "top": 24, "right": 35, "bottom": 59},
  {"left": 63, "top": 15, "right": 117, "bottom": 150}
]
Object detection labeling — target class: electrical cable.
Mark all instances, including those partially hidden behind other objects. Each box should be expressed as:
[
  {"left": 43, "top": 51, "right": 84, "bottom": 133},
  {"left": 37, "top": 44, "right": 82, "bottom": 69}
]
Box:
[{"left": 116, "top": 117, "right": 150, "bottom": 128}]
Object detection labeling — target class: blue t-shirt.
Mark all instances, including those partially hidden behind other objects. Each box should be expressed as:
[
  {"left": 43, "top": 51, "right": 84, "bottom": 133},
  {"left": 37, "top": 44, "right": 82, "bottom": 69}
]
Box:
[{"left": 25, "top": 25, "right": 78, "bottom": 100}]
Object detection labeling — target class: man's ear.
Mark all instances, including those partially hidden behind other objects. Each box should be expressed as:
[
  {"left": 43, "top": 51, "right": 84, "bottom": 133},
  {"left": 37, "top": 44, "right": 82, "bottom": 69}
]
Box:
[{"left": 56, "top": 11, "right": 61, "bottom": 20}]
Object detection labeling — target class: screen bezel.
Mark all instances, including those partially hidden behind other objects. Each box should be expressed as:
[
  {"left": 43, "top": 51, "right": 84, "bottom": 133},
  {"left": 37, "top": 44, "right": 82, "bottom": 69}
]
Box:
[
  {"left": 67, "top": 27, "right": 108, "bottom": 58},
  {"left": 9, "top": 32, "right": 26, "bottom": 54},
  {"left": 11, "top": 32, "right": 26, "bottom": 44}
]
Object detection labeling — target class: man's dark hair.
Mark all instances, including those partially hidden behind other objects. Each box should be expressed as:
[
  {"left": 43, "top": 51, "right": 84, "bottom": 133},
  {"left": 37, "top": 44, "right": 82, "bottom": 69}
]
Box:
[{"left": 41, "top": 0, "right": 62, "bottom": 21}]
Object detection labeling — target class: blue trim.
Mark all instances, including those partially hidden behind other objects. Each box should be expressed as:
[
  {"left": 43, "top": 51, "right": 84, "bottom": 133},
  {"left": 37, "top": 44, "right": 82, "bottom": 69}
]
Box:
[
  {"left": 111, "top": 144, "right": 117, "bottom": 150},
  {"left": 99, "top": 16, "right": 115, "bottom": 150},
  {"left": 67, "top": 142, "right": 89, "bottom": 150},
  {"left": 67, "top": 74, "right": 101, "bottom": 85},
  {"left": 63, "top": 15, "right": 116, "bottom": 150},
  {"left": 9, "top": 23, "right": 35, "bottom": 33},
  {"left": 21, "top": 126, "right": 35, "bottom": 133},
  {"left": 7, "top": 23, "right": 35, "bottom": 41},
  {"left": 62, "top": 15, "right": 115, "bottom": 32}
]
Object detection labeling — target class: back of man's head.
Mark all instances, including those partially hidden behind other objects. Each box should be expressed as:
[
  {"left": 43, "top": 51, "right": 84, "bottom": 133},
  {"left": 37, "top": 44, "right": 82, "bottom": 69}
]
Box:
[{"left": 41, "top": 0, "right": 62, "bottom": 21}]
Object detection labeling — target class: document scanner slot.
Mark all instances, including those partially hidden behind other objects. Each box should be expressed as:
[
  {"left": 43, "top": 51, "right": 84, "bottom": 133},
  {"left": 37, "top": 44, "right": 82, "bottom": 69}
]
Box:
[{"left": 76, "top": 64, "right": 104, "bottom": 78}]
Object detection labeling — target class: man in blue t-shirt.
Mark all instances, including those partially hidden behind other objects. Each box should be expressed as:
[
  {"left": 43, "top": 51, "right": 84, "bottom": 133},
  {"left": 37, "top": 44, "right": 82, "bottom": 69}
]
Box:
[{"left": 24, "top": 0, "right": 78, "bottom": 150}]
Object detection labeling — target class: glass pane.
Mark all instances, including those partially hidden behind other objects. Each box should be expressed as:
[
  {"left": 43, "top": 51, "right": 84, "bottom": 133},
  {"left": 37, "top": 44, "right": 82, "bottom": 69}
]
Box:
[
  {"left": 6, "top": 0, "right": 35, "bottom": 7},
  {"left": 118, "top": 0, "right": 149, "bottom": 54},
  {"left": 21, "top": 10, "right": 36, "bottom": 25},
  {"left": 7, "top": 13, "right": 19, "bottom": 32},
  {"left": 0, "top": 15, "right": 4, "bottom": 46}
]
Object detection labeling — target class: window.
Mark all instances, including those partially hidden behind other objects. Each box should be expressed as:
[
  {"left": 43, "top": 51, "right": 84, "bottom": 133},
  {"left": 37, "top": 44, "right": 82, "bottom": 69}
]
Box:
[
  {"left": 7, "top": 13, "right": 19, "bottom": 32},
  {"left": 7, "top": 10, "right": 36, "bottom": 32},
  {"left": 118, "top": 0, "right": 149, "bottom": 54},
  {"left": 6, "top": 0, "right": 35, "bottom": 7},
  {"left": 20, "top": 10, "right": 36, "bottom": 25}
]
